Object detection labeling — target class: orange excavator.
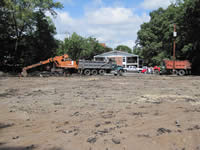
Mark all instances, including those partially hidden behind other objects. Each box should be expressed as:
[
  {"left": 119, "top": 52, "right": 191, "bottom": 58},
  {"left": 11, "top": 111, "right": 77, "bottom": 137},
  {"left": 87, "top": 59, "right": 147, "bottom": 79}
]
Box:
[{"left": 21, "top": 54, "right": 78, "bottom": 77}]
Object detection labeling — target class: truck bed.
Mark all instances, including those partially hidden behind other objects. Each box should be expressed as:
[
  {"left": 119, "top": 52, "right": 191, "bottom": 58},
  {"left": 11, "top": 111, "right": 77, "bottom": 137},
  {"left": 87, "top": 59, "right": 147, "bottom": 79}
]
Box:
[
  {"left": 78, "top": 60, "right": 112, "bottom": 69},
  {"left": 164, "top": 60, "right": 191, "bottom": 70}
]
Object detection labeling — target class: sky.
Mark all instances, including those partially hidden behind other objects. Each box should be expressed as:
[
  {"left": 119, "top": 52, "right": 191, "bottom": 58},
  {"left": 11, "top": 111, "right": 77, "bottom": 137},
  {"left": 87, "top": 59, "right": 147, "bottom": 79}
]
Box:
[{"left": 49, "top": 0, "right": 172, "bottom": 49}]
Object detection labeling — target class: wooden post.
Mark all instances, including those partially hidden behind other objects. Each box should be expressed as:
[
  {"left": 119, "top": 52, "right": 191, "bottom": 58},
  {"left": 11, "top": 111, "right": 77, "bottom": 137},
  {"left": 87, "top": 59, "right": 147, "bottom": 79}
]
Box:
[{"left": 173, "top": 24, "right": 176, "bottom": 74}]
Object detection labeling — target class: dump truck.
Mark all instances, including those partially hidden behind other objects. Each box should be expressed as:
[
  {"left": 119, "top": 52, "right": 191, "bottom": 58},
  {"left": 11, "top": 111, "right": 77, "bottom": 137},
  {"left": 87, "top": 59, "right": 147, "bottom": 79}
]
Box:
[
  {"left": 154, "top": 60, "right": 191, "bottom": 76},
  {"left": 78, "top": 60, "right": 124, "bottom": 75},
  {"left": 78, "top": 60, "right": 112, "bottom": 75}
]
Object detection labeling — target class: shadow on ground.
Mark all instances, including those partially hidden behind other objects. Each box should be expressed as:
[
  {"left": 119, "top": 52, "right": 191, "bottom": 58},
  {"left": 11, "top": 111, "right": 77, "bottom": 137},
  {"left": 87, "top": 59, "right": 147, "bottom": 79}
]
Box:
[
  {"left": 0, "top": 146, "right": 35, "bottom": 150},
  {"left": 0, "top": 123, "right": 14, "bottom": 130},
  {"left": 0, "top": 146, "right": 63, "bottom": 150}
]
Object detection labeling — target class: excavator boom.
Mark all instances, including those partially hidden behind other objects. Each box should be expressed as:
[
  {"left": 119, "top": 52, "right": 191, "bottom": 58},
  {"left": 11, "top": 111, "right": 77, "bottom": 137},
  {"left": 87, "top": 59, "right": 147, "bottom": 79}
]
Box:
[
  {"left": 21, "top": 54, "right": 78, "bottom": 77},
  {"left": 22, "top": 59, "right": 53, "bottom": 77}
]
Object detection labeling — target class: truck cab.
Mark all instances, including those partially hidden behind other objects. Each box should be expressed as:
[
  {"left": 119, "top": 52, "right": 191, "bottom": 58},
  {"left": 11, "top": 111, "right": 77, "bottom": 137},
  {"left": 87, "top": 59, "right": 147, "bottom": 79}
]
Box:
[{"left": 112, "top": 64, "right": 124, "bottom": 76}]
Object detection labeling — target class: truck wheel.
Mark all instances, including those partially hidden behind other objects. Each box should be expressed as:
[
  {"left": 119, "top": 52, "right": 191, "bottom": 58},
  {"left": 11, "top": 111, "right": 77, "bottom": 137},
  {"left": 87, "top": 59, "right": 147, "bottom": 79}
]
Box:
[
  {"left": 179, "top": 70, "right": 185, "bottom": 76},
  {"left": 99, "top": 69, "right": 105, "bottom": 75},
  {"left": 84, "top": 69, "right": 91, "bottom": 76},
  {"left": 175, "top": 70, "right": 179, "bottom": 75},
  {"left": 21, "top": 70, "right": 28, "bottom": 77},
  {"left": 91, "top": 69, "right": 98, "bottom": 75},
  {"left": 119, "top": 69, "right": 123, "bottom": 76}
]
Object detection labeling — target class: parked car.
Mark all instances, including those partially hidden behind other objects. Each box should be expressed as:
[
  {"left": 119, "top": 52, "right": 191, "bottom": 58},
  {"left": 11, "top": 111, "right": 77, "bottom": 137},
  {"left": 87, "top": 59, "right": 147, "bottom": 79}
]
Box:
[
  {"left": 141, "top": 68, "right": 147, "bottom": 73},
  {"left": 124, "top": 66, "right": 140, "bottom": 73}
]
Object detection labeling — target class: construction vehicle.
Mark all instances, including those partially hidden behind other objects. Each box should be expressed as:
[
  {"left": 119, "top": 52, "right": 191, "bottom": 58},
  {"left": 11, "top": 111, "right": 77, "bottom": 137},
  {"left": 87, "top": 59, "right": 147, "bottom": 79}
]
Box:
[
  {"left": 21, "top": 54, "right": 124, "bottom": 76},
  {"left": 78, "top": 60, "right": 123, "bottom": 75},
  {"left": 21, "top": 54, "right": 78, "bottom": 77},
  {"left": 112, "top": 64, "right": 124, "bottom": 76},
  {"left": 154, "top": 60, "right": 191, "bottom": 76}
]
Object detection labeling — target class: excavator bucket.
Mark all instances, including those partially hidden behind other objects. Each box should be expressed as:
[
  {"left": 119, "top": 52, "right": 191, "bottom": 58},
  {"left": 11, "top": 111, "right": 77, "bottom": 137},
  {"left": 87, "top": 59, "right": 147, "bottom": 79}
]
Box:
[{"left": 21, "top": 70, "right": 28, "bottom": 77}]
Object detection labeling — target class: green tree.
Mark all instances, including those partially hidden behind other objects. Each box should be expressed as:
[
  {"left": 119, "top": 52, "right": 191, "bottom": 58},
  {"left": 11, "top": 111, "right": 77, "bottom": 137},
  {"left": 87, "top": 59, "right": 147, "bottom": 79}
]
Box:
[
  {"left": 0, "top": 0, "right": 62, "bottom": 71},
  {"left": 136, "top": 0, "right": 200, "bottom": 73},
  {"left": 24, "top": 12, "right": 58, "bottom": 65},
  {"left": 62, "top": 32, "right": 86, "bottom": 60},
  {"left": 59, "top": 33, "right": 111, "bottom": 60},
  {"left": 181, "top": 0, "right": 200, "bottom": 73},
  {"left": 115, "top": 45, "right": 132, "bottom": 53}
]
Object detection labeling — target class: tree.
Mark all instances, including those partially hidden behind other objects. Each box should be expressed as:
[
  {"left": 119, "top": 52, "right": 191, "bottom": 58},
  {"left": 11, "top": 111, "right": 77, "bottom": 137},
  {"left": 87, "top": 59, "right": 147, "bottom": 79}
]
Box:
[
  {"left": 24, "top": 12, "right": 58, "bottom": 65},
  {"left": 181, "top": 0, "right": 200, "bottom": 73},
  {"left": 115, "top": 45, "right": 132, "bottom": 53},
  {"left": 3, "top": 0, "right": 62, "bottom": 52},
  {"left": 0, "top": 0, "right": 62, "bottom": 72},
  {"left": 135, "top": 1, "right": 190, "bottom": 66},
  {"left": 62, "top": 32, "right": 86, "bottom": 60},
  {"left": 59, "top": 33, "right": 111, "bottom": 60}
]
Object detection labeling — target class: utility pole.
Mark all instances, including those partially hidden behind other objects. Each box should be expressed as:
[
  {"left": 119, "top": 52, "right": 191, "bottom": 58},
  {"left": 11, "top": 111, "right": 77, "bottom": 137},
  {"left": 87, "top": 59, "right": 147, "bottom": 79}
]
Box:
[{"left": 173, "top": 24, "right": 177, "bottom": 74}]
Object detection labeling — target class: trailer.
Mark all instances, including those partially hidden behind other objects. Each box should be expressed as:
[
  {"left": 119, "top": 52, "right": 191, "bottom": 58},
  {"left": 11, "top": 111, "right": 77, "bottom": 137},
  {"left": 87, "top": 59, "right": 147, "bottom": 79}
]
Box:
[{"left": 158, "top": 60, "right": 191, "bottom": 76}]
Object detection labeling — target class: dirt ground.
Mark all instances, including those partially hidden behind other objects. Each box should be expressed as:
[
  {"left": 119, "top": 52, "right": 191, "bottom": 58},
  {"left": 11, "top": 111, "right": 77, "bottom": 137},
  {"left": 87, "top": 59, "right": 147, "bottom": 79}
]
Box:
[{"left": 0, "top": 73, "right": 200, "bottom": 150}]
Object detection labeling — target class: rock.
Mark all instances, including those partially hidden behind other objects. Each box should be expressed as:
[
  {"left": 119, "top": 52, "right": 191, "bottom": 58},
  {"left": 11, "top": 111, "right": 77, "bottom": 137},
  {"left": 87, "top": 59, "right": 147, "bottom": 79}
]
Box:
[
  {"left": 157, "top": 128, "right": 171, "bottom": 135},
  {"left": 102, "top": 114, "right": 114, "bottom": 119},
  {"left": 175, "top": 120, "right": 181, "bottom": 127},
  {"left": 87, "top": 137, "right": 97, "bottom": 143},
  {"left": 194, "top": 125, "right": 200, "bottom": 130},
  {"left": 64, "top": 121, "right": 69, "bottom": 125},
  {"left": 53, "top": 102, "right": 62, "bottom": 105},
  {"left": 187, "top": 125, "right": 200, "bottom": 131},
  {"left": 72, "top": 111, "right": 80, "bottom": 116},
  {"left": 74, "top": 132, "right": 78, "bottom": 136},
  {"left": 95, "top": 129, "right": 109, "bottom": 135},
  {"left": 112, "top": 138, "right": 121, "bottom": 144},
  {"left": 12, "top": 136, "right": 19, "bottom": 139},
  {"left": 137, "top": 134, "right": 150, "bottom": 138},
  {"left": 105, "top": 121, "right": 111, "bottom": 124},
  {"left": 196, "top": 145, "right": 200, "bottom": 150},
  {"left": 26, "top": 144, "right": 35, "bottom": 149},
  {"left": 95, "top": 123, "right": 101, "bottom": 127},
  {"left": 61, "top": 130, "right": 73, "bottom": 134}
]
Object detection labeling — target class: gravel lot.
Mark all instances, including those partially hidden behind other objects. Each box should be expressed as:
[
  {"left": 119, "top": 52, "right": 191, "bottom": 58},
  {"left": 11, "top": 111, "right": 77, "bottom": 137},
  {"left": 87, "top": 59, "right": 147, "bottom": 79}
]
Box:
[{"left": 0, "top": 74, "right": 200, "bottom": 150}]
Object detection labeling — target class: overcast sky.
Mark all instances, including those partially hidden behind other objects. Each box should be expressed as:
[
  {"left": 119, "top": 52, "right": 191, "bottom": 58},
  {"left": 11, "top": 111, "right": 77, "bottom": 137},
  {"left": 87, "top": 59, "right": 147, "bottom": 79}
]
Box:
[{"left": 50, "top": 0, "right": 172, "bottom": 49}]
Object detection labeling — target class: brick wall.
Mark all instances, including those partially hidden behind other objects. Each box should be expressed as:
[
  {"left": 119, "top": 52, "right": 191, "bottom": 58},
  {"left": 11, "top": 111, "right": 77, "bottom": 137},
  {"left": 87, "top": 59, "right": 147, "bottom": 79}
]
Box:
[{"left": 109, "top": 57, "right": 123, "bottom": 66}]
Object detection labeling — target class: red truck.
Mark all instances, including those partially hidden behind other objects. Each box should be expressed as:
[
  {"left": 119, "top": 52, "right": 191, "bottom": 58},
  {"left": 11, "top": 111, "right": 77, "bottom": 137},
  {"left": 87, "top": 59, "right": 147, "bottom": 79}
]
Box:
[{"left": 154, "top": 60, "right": 191, "bottom": 76}]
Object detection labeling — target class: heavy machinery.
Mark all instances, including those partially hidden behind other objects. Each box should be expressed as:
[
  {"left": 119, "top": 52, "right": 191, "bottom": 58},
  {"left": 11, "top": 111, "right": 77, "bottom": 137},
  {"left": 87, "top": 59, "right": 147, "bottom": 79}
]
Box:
[
  {"left": 21, "top": 54, "right": 78, "bottom": 77},
  {"left": 78, "top": 60, "right": 115, "bottom": 75},
  {"left": 154, "top": 60, "right": 191, "bottom": 76},
  {"left": 21, "top": 54, "right": 124, "bottom": 76}
]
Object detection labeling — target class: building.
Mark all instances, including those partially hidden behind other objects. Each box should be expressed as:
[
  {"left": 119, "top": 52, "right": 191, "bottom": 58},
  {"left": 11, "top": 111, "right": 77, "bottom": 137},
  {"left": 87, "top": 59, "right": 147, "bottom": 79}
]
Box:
[
  {"left": 99, "top": 43, "right": 106, "bottom": 48},
  {"left": 94, "top": 50, "right": 139, "bottom": 68}
]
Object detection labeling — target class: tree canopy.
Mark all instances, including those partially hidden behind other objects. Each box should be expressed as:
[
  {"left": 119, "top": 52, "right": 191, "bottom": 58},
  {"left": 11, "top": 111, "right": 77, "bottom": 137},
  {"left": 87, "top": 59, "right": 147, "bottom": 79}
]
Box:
[
  {"left": 0, "top": 0, "right": 62, "bottom": 72},
  {"left": 57, "top": 33, "right": 112, "bottom": 60},
  {"left": 135, "top": 0, "right": 200, "bottom": 73},
  {"left": 115, "top": 45, "right": 132, "bottom": 53}
]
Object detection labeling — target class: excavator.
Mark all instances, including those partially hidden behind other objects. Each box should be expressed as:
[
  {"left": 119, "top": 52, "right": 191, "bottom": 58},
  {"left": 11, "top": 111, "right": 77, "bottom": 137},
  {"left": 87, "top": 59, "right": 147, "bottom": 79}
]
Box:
[{"left": 21, "top": 54, "right": 78, "bottom": 77}]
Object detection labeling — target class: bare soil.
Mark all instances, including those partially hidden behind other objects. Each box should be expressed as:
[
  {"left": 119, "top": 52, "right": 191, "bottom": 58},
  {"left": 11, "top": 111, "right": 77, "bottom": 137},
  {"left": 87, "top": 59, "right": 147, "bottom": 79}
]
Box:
[{"left": 0, "top": 74, "right": 200, "bottom": 150}]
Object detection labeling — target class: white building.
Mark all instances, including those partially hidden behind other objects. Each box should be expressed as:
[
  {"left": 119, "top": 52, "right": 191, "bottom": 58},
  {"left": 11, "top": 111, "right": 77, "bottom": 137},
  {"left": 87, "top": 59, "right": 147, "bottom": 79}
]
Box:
[{"left": 94, "top": 50, "right": 139, "bottom": 68}]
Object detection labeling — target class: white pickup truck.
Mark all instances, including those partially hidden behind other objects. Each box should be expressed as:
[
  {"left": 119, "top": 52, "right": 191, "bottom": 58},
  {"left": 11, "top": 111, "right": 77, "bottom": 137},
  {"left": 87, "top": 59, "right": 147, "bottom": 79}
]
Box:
[
  {"left": 124, "top": 66, "right": 147, "bottom": 73},
  {"left": 124, "top": 66, "right": 141, "bottom": 73}
]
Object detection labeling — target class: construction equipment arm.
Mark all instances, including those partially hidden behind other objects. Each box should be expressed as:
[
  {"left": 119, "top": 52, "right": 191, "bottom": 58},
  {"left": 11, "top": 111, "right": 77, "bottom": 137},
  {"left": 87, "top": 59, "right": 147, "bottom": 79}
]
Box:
[{"left": 21, "top": 58, "right": 53, "bottom": 77}]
